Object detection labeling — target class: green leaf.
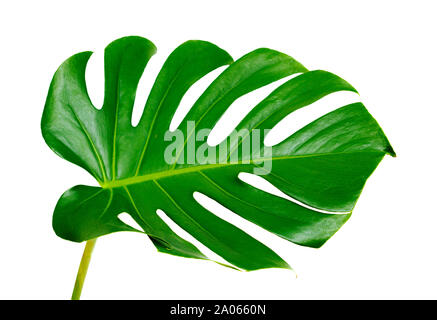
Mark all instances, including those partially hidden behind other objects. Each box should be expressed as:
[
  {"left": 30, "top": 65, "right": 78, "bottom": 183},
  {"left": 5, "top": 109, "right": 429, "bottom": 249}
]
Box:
[{"left": 42, "top": 36, "right": 395, "bottom": 271}]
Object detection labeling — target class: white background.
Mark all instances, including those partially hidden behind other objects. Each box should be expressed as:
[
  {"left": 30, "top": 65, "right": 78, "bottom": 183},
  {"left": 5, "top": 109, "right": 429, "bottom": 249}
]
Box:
[{"left": 0, "top": 0, "right": 436, "bottom": 299}]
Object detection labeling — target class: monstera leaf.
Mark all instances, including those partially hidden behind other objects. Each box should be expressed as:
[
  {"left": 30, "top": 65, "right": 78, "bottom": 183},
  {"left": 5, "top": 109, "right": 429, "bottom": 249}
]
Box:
[{"left": 42, "top": 36, "right": 395, "bottom": 276}]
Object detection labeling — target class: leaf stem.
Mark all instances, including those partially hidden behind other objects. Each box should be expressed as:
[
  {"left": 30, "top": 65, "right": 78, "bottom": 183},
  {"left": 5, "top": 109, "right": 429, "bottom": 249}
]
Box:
[{"left": 71, "top": 238, "right": 97, "bottom": 300}]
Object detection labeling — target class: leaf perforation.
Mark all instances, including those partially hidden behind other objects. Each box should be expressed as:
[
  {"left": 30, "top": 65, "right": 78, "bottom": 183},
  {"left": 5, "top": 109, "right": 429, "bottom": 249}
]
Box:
[{"left": 152, "top": 179, "right": 244, "bottom": 259}]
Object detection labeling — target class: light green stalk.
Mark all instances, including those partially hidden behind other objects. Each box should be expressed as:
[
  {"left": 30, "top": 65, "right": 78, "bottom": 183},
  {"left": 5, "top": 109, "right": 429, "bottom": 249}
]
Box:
[{"left": 71, "top": 239, "right": 97, "bottom": 300}]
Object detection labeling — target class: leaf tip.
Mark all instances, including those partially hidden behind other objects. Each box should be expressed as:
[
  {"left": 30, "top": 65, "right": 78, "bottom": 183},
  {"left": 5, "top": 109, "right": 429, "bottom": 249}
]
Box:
[{"left": 386, "top": 145, "right": 397, "bottom": 157}]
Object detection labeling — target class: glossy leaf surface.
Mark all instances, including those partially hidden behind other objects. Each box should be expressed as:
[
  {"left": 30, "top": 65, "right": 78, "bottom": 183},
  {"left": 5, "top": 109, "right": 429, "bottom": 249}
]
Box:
[{"left": 42, "top": 36, "right": 395, "bottom": 271}]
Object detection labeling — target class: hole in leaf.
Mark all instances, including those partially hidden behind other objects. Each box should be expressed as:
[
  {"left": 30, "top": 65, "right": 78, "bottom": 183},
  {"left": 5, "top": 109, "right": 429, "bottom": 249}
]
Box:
[
  {"left": 169, "top": 66, "right": 228, "bottom": 132},
  {"left": 193, "top": 191, "right": 296, "bottom": 272},
  {"left": 85, "top": 49, "right": 104, "bottom": 110},
  {"left": 207, "top": 73, "right": 302, "bottom": 147},
  {"left": 155, "top": 209, "right": 229, "bottom": 266},
  {"left": 238, "top": 172, "right": 342, "bottom": 214},
  {"left": 264, "top": 90, "right": 360, "bottom": 146},
  {"left": 117, "top": 212, "right": 143, "bottom": 231},
  {"left": 131, "top": 51, "right": 168, "bottom": 127}
]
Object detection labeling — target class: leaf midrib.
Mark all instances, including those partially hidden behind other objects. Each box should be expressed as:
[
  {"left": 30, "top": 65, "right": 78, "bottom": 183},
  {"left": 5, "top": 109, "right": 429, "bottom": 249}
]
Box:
[{"left": 100, "top": 150, "right": 383, "bottom": 189}]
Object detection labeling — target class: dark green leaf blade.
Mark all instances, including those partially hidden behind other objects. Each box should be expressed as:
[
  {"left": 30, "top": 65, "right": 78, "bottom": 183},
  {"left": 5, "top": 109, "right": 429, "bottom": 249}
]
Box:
[
  {"left": 42, "top": 36, "right": 395, "bottom": 272},
  {"left": 266, "top": 102, "right": 395, "bottom": 211},
  {"left": 41, "top": 52, "right": 106, "bottom": 182},
  {"left": 52, "top": 185, "right": 135, "bottom": 242},
  {"left": 101, "top": 36, "right": 157, "bottom": 181},
  {"left": 196, "top": 167, "right": 351, "bottom": 248},
  {"left": 134, "top": 40, "right": 234, "bottom": 176},
  {"left": 121, "top": 183, "right": 208, "bottom": 260},
  {"left": 154, "top": 173, "right": 290, "bottom": 270}
]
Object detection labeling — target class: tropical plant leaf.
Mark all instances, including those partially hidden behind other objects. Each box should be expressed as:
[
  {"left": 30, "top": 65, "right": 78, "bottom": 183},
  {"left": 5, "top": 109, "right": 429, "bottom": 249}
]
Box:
[{"left": 42, "top": 36, "right": 395, "bottom": 271}]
